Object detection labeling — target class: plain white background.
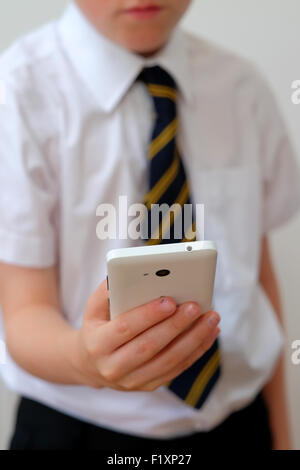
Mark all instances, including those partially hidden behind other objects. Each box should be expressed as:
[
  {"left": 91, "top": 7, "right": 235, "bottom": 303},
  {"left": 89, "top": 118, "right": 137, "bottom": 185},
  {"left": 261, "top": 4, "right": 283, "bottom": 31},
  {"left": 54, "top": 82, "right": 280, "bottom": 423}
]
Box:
[{"left": 0, "top": 0, "right": 299, "bottom": 450}]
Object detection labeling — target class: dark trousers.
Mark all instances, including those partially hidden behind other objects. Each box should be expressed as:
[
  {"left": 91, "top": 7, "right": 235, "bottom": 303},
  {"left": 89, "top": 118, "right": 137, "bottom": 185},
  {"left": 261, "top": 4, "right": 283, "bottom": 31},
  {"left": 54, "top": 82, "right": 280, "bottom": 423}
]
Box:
[{"left": 9, "top": 393, "right": 272, "bottom": 451}]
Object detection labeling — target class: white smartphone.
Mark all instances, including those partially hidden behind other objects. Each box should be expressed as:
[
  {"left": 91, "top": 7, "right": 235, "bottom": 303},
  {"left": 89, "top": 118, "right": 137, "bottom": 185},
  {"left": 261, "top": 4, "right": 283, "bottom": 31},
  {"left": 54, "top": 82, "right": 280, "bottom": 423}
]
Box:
[{"left": 106, "top": 241, "right": 218, "bottom": 320}]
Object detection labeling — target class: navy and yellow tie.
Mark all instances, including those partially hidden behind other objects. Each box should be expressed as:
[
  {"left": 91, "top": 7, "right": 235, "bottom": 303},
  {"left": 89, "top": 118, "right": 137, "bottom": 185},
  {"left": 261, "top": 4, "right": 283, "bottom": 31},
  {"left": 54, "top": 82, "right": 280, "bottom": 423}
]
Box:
[{"left": 138, "top": 66, "right": 221, "bottom": 409}]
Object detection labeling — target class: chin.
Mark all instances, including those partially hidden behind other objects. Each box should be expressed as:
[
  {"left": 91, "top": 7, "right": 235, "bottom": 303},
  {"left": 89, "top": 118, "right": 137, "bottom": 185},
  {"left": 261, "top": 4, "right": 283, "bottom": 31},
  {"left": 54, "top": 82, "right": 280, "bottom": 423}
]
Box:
[{"left": 121, "top": 32, "right": 170, "bottom": 56}]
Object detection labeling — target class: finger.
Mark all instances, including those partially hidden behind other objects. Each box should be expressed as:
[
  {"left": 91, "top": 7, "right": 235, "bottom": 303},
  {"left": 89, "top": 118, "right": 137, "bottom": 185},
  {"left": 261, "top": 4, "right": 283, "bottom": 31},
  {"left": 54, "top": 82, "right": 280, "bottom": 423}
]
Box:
[
  {"left": 85, "top": 279, "right": 110, "bottom": 324},
  {"left": 142, "top": 327, "right": 220, "bottom": 392},
  {"left": 119, "top": 311, "right": 220, "bottom": 389},
  {"left": 105, "top": 302, "right": 203, "bottom": 378},
  {"left": 94, "top": 296, "right": 177, "bottom": 354}
]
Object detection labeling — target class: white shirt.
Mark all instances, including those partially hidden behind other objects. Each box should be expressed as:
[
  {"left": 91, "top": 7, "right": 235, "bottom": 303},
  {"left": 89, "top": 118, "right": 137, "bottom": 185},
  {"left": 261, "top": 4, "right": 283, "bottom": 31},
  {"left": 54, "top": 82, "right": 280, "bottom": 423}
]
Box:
[{"left": 0, "top": 2, "right": 300, "bottom": 438}]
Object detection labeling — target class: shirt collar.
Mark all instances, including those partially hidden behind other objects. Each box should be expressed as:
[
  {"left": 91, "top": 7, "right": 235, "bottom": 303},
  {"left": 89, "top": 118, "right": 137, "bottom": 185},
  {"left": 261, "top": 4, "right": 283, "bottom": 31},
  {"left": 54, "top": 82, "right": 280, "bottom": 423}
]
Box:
[{"left": 57, "top": 2, "right": 192, "bottom": 112}]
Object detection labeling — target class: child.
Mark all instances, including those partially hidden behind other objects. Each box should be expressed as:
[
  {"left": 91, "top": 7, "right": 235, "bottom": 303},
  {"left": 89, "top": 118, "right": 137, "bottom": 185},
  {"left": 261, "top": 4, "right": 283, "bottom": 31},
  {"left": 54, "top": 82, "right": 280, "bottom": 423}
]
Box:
[{"left": 0, "top": 0, "right": 299, "bottom": 451}]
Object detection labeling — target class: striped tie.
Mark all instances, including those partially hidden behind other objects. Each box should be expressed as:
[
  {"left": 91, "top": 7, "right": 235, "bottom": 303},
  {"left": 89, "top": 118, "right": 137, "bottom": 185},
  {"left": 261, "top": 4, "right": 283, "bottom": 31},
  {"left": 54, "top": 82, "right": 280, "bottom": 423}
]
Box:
[{"left": 138, "top": 66, "right": 221, "bottom": 409}]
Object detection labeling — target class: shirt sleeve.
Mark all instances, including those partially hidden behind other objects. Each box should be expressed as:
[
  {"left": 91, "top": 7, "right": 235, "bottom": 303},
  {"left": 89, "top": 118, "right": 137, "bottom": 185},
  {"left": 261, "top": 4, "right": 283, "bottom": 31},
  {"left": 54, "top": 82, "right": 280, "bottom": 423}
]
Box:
[
  {"left": 254, "top": 69, "right": 300, "bottom": 234},
  {"left": 0, "top": 76, "right": 58, "bottom": 267}
]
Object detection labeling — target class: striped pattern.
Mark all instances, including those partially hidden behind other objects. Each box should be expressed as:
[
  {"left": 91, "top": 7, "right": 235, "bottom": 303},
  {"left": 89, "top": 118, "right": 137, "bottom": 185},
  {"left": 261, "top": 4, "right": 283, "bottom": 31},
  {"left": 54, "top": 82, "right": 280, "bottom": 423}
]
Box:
[
  {"left": 138, "top": 66, "right": 221, "bottom": 410},
  {"left": 149, "top": 118, "right": 178, "bottom": 160}
]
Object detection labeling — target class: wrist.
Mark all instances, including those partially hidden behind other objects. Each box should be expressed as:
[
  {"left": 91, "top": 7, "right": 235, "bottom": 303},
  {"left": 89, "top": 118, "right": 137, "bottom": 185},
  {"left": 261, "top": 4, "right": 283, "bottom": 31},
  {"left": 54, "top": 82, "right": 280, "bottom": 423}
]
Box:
[
  {"left": 62, "top": 328, "right": 105, "bottom": 389},
  {"left": 58, "top": 328, "right": 89, "bottom": 386}
]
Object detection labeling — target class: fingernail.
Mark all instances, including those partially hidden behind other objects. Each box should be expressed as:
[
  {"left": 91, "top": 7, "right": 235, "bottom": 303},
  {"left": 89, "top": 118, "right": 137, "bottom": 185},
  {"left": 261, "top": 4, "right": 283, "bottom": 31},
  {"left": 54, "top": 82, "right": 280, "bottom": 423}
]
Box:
[
  {"left": 185, "top": 303, "right": 200, "bottom": 319},
  {"left": 207, "top": 312, "right": 220, "bottom": 328},
  {"left": 160, "top": 298, "right": 175, "bottom": 314},
  {"left": 212, "top": 326, "right": 221, "bottom": 337}
]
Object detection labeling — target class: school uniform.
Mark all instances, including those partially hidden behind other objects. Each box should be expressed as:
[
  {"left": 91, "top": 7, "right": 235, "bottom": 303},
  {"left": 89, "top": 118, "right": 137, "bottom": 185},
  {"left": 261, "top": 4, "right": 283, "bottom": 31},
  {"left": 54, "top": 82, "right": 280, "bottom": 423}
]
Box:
[{"left": 0, "top": 2, "right": 300, "bottom": 450}]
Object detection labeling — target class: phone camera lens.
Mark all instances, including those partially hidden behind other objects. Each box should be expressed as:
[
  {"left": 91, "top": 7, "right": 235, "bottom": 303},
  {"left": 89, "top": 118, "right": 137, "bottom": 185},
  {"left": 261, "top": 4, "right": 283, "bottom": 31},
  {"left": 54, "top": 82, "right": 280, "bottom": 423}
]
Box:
[
  {"left": 155, "top": 269, "right": 171, "bottom": 277},
  {"left": 186, "top": 246, "right": 193, "bottom": 252}
]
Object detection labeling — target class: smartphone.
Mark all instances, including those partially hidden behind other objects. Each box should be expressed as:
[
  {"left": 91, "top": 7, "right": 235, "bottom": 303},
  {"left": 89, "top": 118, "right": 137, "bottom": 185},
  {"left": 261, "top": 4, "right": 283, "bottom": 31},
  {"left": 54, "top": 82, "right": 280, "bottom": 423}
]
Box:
[{"left": 106, "top": 241, "right": 217, "bottom": 320}]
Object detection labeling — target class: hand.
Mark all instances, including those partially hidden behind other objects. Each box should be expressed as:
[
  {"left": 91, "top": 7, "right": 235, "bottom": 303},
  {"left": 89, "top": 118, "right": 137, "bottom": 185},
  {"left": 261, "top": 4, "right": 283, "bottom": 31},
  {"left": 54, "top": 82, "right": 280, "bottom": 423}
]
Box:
[
  {"left": 272, "top": 431, "right": 293, "bottom": 450},
  {"left": 272, "top": 437, "right": 292, "bottom": 451},
  {"left": 74, "top": 279, "right": 221, "bottom": 392}
]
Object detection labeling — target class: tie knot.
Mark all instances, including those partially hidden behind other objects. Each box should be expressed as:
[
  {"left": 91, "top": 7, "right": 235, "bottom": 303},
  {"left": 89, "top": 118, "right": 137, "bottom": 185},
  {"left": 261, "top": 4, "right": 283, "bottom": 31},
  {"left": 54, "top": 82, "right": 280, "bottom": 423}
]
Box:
[
  {"left": 137, "top": 66, "right": 178, "bottom": 105},
  {"left": 138, "top": 66, "right": 176, "bottom": 89}
]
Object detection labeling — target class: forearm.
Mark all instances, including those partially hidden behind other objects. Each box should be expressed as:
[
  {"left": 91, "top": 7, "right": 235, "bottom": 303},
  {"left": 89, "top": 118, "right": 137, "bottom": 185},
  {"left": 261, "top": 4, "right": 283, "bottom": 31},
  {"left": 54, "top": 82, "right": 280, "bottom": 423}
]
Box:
[
  {"left": 260, "top": 236, "right": 292, "bottom": 449},
  {"left": 262, "top": 355, "right": 291, "bottom": 449},
  {"left": 4, "top": 303, "right": 87, "bottom": 385}
]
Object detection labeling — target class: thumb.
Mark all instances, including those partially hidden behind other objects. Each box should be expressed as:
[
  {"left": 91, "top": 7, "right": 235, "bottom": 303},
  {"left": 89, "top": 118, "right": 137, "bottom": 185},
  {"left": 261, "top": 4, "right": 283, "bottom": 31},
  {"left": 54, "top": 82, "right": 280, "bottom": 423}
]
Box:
[{"left": 85, "top": 278, "right": 110, "bottom": 323}]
